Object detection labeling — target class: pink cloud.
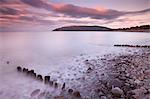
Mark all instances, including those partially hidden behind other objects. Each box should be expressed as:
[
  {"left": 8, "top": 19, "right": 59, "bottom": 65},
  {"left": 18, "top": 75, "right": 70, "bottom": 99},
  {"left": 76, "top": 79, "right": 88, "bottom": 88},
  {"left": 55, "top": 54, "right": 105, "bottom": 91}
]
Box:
[{"left": 0, "top": 0, "right": 149, "bottom": 31}]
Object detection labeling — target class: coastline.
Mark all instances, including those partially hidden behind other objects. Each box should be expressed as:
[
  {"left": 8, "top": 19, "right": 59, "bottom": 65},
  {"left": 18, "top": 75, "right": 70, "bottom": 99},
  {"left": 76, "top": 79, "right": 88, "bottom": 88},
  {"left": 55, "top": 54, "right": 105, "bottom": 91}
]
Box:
[
  {"left": 50, "top": 47, "right": 150, "bottom": 99},
  {"left": 1, "top": 47, "right": 149, "bottom": 99},
  {"left": 37, "top": 47, "right": 150, "bottom": 99}
]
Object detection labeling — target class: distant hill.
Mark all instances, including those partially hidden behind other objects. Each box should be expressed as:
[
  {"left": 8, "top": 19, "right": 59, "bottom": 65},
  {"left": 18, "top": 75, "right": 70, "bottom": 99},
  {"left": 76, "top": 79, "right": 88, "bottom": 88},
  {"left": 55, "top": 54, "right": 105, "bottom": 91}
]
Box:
[
  {"left": 53, "top": 26, "right": 111, "bottom": 31},
  {"left": 112, "top": 25, "right": 150, "bottom": 32},
  {"left": 53, "top": 25, "right": 150, "bottom": 32}
]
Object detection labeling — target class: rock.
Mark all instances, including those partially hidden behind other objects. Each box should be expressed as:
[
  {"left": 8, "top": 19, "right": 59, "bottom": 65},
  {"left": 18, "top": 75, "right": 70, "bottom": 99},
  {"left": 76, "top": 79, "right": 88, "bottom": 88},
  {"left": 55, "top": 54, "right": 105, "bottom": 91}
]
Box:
[
  {"left": 54, "top": 96, "right": 64, "bottom": 99},
  {"left": 130, "top": 84, "right": 137, "bottom": 90},
  {"left": 100, "top": 78, "right": 108, "bottom": 86},
  {"left": 129, "top": 87, "right": 148, "bottom": 98},
  {"left": 87, "top": 67, "right": 92, "bottom": 71},
  {"left": 111, "top": 87, "right": 123, "bottom": 97},
  {"left": 6, "top": 61, "right": 10, "bottom": 64},
  {"left": 128, "top": 79, "right": 134, "bottom": 85},
  {"left": 106, "top": 94, "right": 112, "bottom": 99},
  {"left": 144, "top": 69, "right": 150, "bottom": 75},
  {"left": 109, "top": 79, "right": 124, "bottom": 88},
  {"left": 126, "top": 73, "right": 130, "bottom": 77},
  {"left": 131, "top": 65, "right": 134, "bottom": 69},
  {"left": 73, "top": 91, "right": 81, "bottom": 97},
  {"left": 101, "top": 86, "right": 109, "bottom": 95},
  {"left": 118, "top": 75, "right": 127, "bottom": 81},
  {"left": 68, "top": 89, "right": 73, "bottom": 94},
  {"left": 98, "top": 91, "right": 104, "bottom": 96},
  {"left": 134, "top": 79, "right": 141, "bottom": 85},
  {"left": 122, "top": 85, "right": 132, "bottom": 93},
  {"left": 108, "top": 73, "right": 120, "bottom": 78},
  {"left": 95, "top": 89, "right": 101, "bottom": 93},
  {"left": 85, "top": 59, "right": 88, "bottom": 61},
  {"left": 30, "top": 89, "right": 40, "bottom": 97},
  {"left": 100, "top": 96, "right": 107, "bottom": 99},
  {"left": 148, "top": 89, "right": 150, "bottom": 93},
  {"left": 144, "top": 69, "right": 150, "bottom": 79},
  {"left": 87, "top": 67, "right": 93, "bottom": 73},
  {"left": 101, "top": 73, "right": 105, "bottom": 76}
]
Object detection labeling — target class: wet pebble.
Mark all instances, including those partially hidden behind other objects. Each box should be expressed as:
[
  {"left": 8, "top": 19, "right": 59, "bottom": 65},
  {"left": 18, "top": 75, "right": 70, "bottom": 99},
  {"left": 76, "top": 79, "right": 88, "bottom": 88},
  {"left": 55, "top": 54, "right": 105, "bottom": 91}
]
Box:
[
  {"left": 73, "top": 91, "right": 81, "bottom": 97},
  {"left": 111, "top": 87, "right": 123, "bottom": 97},
  {"left": 68, "top": 89, "right": 73, "bottom": 94}
]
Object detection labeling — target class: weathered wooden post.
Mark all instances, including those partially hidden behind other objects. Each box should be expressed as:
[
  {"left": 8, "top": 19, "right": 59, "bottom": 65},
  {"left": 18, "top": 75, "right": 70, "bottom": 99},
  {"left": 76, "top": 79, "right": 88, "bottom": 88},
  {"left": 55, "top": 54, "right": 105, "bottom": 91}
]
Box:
[
  {"left": 17, "top": 66, "right": 22, "bottom": 72},
  {"left": 23, "top": 68, "right": 28, "bottom": 73},
  {"left": 6, "top": 61, "right": 10, "bottom": 64},
  {"left": 44, "top": 76, "right": 50, "bottom": 84},
  {"left": 37, "top": 74, "right": 43, "bottom": 81},
  {"left": 54, "top": 82, "right": 58, "bottom": 88},
  {"left": 62, "top": 83, "right": 65, "bottom": 90},
  {"left": 49, "top": 81, "right": 53, "bottom": 86}
]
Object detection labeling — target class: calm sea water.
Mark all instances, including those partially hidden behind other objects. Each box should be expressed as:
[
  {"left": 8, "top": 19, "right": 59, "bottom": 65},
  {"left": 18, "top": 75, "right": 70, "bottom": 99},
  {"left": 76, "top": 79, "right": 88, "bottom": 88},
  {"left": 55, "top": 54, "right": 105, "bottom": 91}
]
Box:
[
  {"left": 1, "top": 31, "right": 150, "bottom": 59},
  {"left": 0, "top": 31, "right": 150, "bottom": 99},
  {"left": 0, "top": 31, "right": 150, "bottom": 72}
]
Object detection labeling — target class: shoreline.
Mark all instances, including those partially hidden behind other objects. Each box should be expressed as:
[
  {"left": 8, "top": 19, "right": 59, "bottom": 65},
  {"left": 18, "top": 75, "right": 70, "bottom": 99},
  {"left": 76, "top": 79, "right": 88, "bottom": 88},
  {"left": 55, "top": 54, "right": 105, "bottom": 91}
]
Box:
[
  {"left": 51, "top": 48, "right": 150, "bottom": 99},
  {"left": 0, "top": 48, "right": 150, "bottom": 99}
]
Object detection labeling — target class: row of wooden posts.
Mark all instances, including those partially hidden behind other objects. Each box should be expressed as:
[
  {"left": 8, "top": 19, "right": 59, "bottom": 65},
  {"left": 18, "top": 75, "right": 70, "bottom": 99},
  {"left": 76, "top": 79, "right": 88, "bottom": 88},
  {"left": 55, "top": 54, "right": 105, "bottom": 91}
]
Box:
[
  {"left": 114, "top": 44, "right": 150, "bottom": 48},
  {"left": 17, "top": 66, "right": 81, "bottom": 98}
]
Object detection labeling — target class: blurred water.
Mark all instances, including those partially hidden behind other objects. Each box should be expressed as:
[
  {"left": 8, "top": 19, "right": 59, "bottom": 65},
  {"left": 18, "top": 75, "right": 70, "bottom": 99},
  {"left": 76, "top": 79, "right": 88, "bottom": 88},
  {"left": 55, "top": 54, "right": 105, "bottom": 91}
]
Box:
[
  {"left": 0, "top": 31, "right": 150, "bottom": 78},
  {"left": 1, "top": 31, "right": 150, "bottom": 59},
  {"left": 0, "top": 31, "right": 150, "bottom": 98}
]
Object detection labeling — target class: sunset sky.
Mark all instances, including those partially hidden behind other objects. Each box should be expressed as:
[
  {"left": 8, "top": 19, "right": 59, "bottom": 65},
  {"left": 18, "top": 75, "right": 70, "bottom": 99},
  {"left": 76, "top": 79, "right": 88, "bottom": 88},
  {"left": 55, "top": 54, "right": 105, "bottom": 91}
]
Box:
[{"left": 0, "top": 0, "right": 150, "bottom": 32}]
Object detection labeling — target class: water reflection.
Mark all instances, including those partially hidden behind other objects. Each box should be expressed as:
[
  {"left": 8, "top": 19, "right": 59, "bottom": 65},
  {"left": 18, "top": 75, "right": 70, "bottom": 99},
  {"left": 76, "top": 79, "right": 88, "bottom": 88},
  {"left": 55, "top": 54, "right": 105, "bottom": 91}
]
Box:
[{"left": 1, "top": 32, "right": 150, "bottom": 58}]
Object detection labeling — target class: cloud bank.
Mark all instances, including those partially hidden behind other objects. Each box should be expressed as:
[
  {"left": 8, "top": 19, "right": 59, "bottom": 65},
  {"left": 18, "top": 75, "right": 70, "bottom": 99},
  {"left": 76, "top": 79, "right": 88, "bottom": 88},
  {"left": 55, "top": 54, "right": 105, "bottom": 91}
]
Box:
[{"left": 0, "top": 0, "right": 149, "bottom": 31}]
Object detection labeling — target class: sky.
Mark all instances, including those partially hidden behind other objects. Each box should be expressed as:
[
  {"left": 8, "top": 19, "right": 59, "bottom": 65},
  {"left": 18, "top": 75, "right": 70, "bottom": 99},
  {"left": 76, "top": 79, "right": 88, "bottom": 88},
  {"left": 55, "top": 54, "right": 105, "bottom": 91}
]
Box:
[{"left": 0, "top": 0, "right": 150, "bottom": 32}]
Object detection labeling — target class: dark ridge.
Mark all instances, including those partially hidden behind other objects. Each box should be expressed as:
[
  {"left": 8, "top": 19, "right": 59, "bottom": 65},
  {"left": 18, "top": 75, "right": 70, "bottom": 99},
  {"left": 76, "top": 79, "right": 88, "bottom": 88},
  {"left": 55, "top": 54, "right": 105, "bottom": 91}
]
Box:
[
  {"left": 53, "top": 25, "right": 150, "bottom": 32},
  {"left": 53, "top": 25, "right": 112, "bottom": 31}
]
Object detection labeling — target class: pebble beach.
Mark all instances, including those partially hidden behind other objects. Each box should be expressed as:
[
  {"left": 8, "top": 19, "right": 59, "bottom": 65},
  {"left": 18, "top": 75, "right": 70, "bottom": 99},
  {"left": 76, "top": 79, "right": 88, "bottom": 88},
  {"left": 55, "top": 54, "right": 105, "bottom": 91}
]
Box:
[{"left": 1, "top": 47, "right": 149, "bottom": 99}]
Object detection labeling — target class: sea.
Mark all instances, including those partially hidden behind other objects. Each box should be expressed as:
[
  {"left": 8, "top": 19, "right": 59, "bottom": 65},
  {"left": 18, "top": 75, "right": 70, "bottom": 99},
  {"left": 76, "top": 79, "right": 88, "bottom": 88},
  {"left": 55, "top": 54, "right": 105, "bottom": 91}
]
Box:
[{"left": 0, "top": 31, "right": 150, "bottom": 99}]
